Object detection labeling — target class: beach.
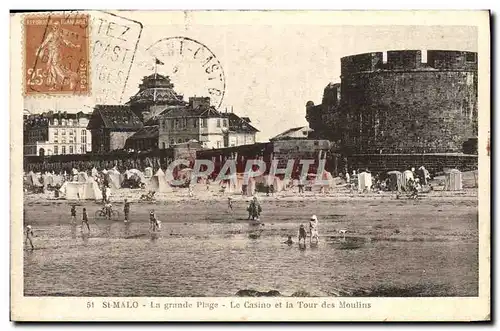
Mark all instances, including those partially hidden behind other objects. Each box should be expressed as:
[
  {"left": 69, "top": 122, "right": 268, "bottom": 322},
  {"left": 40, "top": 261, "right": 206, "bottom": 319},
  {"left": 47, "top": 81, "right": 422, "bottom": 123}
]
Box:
[{"left": 23, "top": 184, "right": 478, "bottom": 297}]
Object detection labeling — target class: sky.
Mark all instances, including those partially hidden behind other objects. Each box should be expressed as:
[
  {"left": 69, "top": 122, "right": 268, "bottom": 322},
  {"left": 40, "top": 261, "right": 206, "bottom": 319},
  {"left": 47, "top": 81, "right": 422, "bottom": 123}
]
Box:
[{"left": 23, "top": 12, "right": 478, "bottom": 142}]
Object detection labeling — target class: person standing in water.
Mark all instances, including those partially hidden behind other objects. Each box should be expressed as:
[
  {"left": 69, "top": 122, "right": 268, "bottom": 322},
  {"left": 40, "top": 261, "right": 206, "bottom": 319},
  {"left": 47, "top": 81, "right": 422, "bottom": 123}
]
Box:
[
  {"left": 82, "top": 208, "right": 90, "bottom": 232},
  {"left": 25, "top": 225, "right": 34, "bottom": 250},
  {"left": 149, "top": 210, "right": 160, "bottom": 232},
  {"left": 70, "top": 205, "right": 76, "bottom": 224},
  {"left": 123, "top": 199, "right": 130, "bottom": 223}
]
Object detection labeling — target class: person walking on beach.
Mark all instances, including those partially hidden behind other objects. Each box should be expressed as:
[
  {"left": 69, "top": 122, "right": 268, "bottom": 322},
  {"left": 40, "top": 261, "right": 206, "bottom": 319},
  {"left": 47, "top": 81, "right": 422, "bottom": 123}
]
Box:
[
  {"left": 82, "top": 208, "right": 90, "bottom": 232},
  {"left": 25, "top": 225, "right": 34, "bottom": 250},
  {"left": 70, "top": 205, "right": 77, "bottom": 224},
  {"left": 123, "top": 199, "right": 130, "bottom": 223},
  {"left": 309, "top": 215, "right": 319, "bottom": 244},
  {"left": 227, "top": 197, "right": 233, "bottom": 212},
  {"left": 298, "top": 176, "right": 305, "bottom": 194}
]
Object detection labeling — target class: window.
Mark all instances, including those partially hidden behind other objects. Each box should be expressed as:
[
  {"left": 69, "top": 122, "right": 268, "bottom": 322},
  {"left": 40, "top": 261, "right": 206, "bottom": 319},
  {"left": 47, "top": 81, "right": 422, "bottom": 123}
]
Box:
[
  {"left": 193, "top": 119, "right": 198, "bottom": 128},
  {"left": 54, "top": 146, "right": 58, "bottom": 155},
  {"left": 62, "top": 137, "right": 66, "bottom": 143},
  {"left": 170, "top": 139, "right": 175, "bottom": 145},
  {"left": 81, "top": 136, "right": 86, "bottom": 144},
  {"left": 61, "top": 146, "right": 66, "bottom": 154},
  {"left": 61, "top": 119, "right": 66, "bottom": 126},
  {"left": 175, "top": 119, "right": 179, "bottom": 129},
  {"left": 82, "top": 144, "right": 86, "bottom": 153},
  {"left": 62, "top": 129, "right": 66, "bottom": 135},
  {"left": 202, "top": 118, "right": 207, "bottom": 128},
  {"left": 54, "top": 129, "right": 58, "bottom": 135},
  {"left": 223, "top": 119, "right": 227, "bottom": 127},
  {"left": 217, "top": 119, "right": 221, "bottom": 127},
  {"left": 54, "top": 119, "right": 59, "bottom": 126},
  {"left": 162, "top": 142, "right": 166, "bottom": 149},
  {"left": 68, "top": 119, "right": 73, "bottom": 126},
  {"left": 178, "top": 138, "right": 183, "bottom": 143},
  {"left": 217, "top": 141, "right": 221, "bottom": 148},
  {"left": 69, "top": 145, "right": 73, "bottom": 154}
]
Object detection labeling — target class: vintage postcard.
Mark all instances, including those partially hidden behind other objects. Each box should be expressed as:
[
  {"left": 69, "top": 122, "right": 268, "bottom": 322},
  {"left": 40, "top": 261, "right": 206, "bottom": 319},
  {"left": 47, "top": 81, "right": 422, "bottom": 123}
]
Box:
[{"left": 10, "top": 10, "right": 490, "bottom": 322}]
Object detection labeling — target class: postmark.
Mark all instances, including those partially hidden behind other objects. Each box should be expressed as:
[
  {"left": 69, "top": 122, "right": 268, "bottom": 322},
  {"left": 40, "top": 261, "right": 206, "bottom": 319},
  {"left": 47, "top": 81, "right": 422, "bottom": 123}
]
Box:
[
  {"left": 24, "top": 13, "right": 90, "bottom": 95},
  {"left": 141, "top": 37, "right": 226, "bottom": 109},
  {"left": 90, "top": 11, "right": 143, "bottom": 104}
]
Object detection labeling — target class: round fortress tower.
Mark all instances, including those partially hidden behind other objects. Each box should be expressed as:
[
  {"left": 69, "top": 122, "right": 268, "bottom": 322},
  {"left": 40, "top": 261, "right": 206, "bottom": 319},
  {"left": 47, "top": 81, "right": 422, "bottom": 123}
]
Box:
[{"left": 339, "top": 50, "right": 477, "bottom": 154}]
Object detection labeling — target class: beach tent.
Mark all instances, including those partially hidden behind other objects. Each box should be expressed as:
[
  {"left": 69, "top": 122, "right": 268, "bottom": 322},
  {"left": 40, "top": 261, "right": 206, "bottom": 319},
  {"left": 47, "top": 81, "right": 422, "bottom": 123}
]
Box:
[
  {"left": 77, "top": 172, "right": 88, "bottom": 182},
  {"left": 357, "top": 172, "right": 372, "bottom": 192},
  {"left": 387, "top": 171, "right": 403, "bottom": 192},
  {"left": 59, "top": 178, "right": 103, "bottom": 200},
  {"left": 402, "top": 170, "right": 414, "bottom": 191},
  {"left": 148, "top": 169, "right": 171, "bottom": 192},
  {"left": 106, "top": 168, "right": 122, "bottom": 189},
  {"left": 444, "top": 169, "right": 463, "bottom": 191},
  {"left": 125, "top": 169, "right": 146, "bottom": 185},
  {"left": 27, "top": 171, "right": 43, "bottom": 188},
  {"left": 91, "top": 167, "right": 99, "bottom": 178}
]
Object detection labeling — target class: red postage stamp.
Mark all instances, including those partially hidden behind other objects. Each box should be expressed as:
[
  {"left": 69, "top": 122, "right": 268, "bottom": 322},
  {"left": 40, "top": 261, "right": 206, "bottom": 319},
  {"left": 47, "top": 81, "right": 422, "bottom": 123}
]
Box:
[{"left": 23, "top": 13, "right": 90, "bottom": 95}]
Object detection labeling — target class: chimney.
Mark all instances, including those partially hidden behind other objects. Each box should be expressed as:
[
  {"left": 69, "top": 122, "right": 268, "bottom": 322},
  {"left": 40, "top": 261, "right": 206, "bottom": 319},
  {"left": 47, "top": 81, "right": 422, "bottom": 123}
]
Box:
[{"left": 189, "top": 97, "right": 210, "bottom": 109}]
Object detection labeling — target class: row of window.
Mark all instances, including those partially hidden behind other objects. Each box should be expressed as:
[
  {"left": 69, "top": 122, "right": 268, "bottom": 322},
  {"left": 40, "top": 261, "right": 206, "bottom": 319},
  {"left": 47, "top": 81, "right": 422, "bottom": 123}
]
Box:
[
  {"left": 51, "top": 119, "right": 86, "bottom": 126},
  {"left": 54, "top": 136, "right": 87, "bottom": 144},
  {"left": 53, "top": 129, "right": 87, "bottom": 136},
  {"left": 162, "top": 118, "right": 228, "bottom": 129},
  {"left": 52, "top": 144, "right": 87, "bottom": 155}
]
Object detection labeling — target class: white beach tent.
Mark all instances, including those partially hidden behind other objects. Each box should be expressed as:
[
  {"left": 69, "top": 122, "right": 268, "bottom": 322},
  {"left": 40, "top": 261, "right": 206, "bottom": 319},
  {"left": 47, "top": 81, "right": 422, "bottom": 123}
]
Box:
[
  {"left": 59, "top": 178, "right": 102, "bottom": 200},
  {"left": 148, "top": 169, "right": 171, "bottom": 192},
  {"left": 106, "top": 168, "right": 122, "bottom": 190}
]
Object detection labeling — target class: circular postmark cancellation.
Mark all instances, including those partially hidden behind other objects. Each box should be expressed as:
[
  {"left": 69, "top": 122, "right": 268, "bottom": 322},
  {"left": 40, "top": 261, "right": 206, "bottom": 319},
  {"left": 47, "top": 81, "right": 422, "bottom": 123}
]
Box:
[
  {"left": 143, "top": 37, "right": 226, "bottom": 109},
  {"left": 23, "top": 13, "right": 90, "bottom": 95}
]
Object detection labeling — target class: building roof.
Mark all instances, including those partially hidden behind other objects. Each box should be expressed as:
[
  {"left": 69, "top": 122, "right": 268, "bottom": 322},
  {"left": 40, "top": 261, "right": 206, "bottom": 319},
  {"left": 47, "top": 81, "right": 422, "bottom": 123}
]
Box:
[
  {"left": 160, "top": 104, "right": 222, "bottom": 119},
  {"left": 223, "top": 112, "right": 259, "bottom": 133},
  {"left": 270, "top": 126, "right": 312, "bottom": 141},
  {"left": 87, "top": 105, "right": 143, "bottom": 131},
  {"left": 126, "top": 125, "right": 159, "bottom": 141},
  {"left": 127, "top": 74, "right": 186, "bottom": 106}
]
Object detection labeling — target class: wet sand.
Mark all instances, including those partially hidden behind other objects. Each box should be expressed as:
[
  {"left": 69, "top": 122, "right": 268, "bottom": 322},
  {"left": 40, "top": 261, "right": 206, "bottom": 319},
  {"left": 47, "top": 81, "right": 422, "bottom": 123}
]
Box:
[{"left": 23, "top": 189, "right": 478, "bottom": 297}]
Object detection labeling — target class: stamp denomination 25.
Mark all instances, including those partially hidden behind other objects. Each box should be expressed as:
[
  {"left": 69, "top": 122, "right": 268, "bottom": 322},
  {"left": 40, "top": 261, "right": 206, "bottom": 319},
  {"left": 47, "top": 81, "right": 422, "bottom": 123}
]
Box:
[{"left": 24, "top": 13, "right": 90, "bottom": 95}]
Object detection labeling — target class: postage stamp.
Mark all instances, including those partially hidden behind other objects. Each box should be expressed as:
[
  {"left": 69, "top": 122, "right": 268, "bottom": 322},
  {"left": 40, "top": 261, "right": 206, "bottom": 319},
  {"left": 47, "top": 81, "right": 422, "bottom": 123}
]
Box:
[
  {"left": 10, "top": 10, "right": 490, "bottom": 322},
  {"left": 23, "top": 13, "right": 90, "bottom": 95}
]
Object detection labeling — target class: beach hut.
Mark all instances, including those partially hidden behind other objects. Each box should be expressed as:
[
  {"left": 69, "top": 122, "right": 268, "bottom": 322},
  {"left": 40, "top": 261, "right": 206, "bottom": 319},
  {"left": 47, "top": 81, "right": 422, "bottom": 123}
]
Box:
[
  {"left": 144, "top": 167, "right": 153, "bottom": 179},
  {"left": 402, "top": 170, "right": 414, "bottom": 191},
  {"left": 387, "top": 171, "right": 403, "bottom": 192},
  {"left": 444, "top": 169, "right": 463, "bottom": 191},
  {"left": 357, "top": 172, "right": 372, "bottom": 192}
]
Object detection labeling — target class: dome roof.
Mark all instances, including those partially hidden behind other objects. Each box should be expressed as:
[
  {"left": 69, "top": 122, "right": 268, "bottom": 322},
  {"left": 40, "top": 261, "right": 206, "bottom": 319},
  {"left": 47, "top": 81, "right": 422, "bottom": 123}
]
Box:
[{"left": 128, "top": 74, "right": 186, "bottom": 106}]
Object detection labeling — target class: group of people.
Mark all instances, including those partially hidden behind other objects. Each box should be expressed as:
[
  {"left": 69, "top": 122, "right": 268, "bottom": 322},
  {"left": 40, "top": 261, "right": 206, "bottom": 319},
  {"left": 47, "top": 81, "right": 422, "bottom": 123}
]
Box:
[{"left": 283, "top": 214, "right": 320, "bottom": 246}]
